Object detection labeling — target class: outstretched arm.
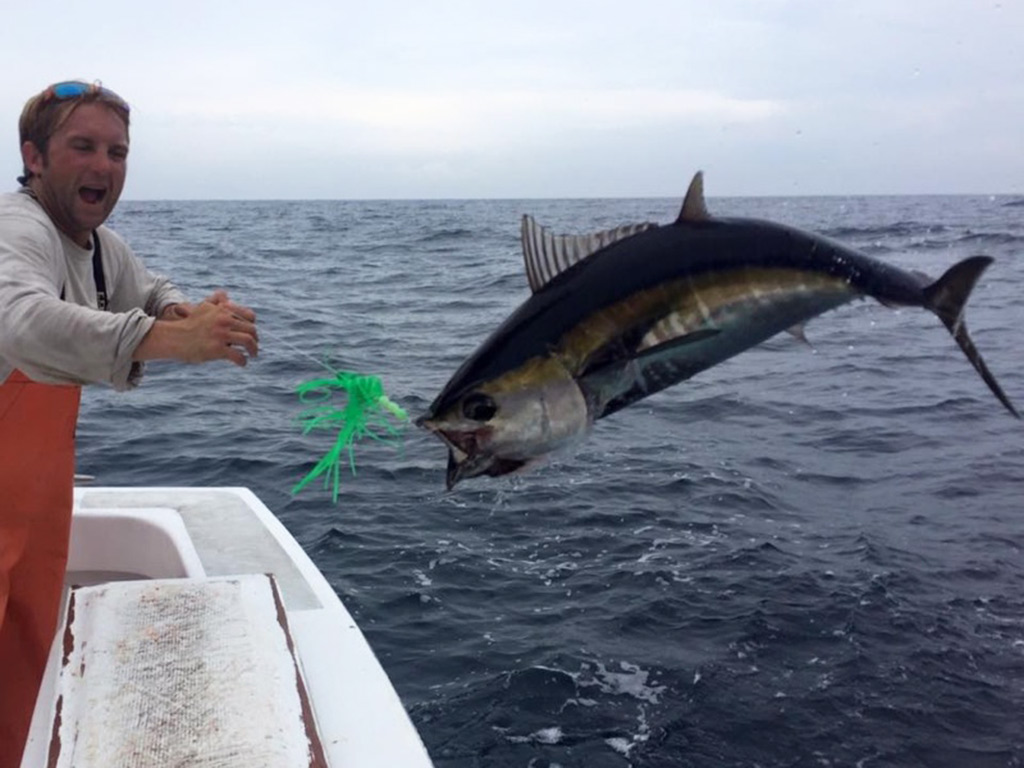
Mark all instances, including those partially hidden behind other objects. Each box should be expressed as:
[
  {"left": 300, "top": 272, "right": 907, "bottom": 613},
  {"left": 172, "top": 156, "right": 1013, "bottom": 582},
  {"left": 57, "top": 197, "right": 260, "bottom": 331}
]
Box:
[{"left": 135, "top": 290, "right": 258, "bottom": 367}]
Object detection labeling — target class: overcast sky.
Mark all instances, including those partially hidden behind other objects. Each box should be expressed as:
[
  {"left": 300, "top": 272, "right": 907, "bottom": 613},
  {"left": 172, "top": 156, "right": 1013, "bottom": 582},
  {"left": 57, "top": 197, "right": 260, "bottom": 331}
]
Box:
[{"left": 1, "top": 1, "right": 1020, "bottom": 199}]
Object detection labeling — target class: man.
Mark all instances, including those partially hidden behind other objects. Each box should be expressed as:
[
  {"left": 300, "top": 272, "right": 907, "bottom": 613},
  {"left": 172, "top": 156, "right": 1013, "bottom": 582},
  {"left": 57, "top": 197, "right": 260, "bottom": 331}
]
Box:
[{"left": 0, "top": 81, "right": 259, "bottom": 765}]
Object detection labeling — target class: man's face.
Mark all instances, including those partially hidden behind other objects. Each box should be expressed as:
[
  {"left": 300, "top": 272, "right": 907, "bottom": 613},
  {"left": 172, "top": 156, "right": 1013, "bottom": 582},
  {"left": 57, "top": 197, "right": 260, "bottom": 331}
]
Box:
[{"left": 22, "top": 102, "right": 129, "bottom": 247}]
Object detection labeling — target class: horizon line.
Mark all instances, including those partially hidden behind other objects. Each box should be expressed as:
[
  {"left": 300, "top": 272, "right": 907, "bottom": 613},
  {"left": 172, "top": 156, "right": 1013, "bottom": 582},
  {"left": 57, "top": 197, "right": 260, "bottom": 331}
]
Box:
[{"left": 117, "top": 190, "right": 1024, "bottom": 204}]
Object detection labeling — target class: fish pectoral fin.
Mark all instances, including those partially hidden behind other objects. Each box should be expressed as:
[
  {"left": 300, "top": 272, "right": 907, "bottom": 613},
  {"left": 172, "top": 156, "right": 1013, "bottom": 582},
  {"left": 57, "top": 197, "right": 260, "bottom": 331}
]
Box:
[
  {"left": 639, "top": 327, "right": 721, "bottom": 354},
  {"left": 626, "top": 326, "right": 722, "bottom": 374},
  {"left": 580, "top": 327, "right": 721, "bottom": 419},
  {"left": 583, "top": 326, "right": 721, "bottom": 380},
  {"left": 520, "top": 215, "right": 658, "bottom": 293}
]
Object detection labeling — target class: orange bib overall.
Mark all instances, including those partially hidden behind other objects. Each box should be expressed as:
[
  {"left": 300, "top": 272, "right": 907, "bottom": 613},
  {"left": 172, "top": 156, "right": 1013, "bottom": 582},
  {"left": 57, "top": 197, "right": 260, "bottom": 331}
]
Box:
[{"left": 0, "top": 370, "right": 80, "bottom": 768}]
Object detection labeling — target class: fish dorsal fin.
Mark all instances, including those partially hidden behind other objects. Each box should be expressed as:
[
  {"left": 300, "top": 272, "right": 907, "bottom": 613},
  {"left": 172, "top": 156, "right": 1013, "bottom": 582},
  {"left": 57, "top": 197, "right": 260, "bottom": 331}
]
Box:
[
  {"left": 675, "top": 171, "right": 710, "bottom": 224},
  {"left": 520, "top": 215, "right": 657, "bottom": 293}
]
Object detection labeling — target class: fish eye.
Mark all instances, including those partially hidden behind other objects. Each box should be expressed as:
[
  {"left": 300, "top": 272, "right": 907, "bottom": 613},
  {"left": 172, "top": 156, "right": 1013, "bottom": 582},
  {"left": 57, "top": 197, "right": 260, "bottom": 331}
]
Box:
[{"left": 462, "top": 393, "right": 497, "bottom": 422}]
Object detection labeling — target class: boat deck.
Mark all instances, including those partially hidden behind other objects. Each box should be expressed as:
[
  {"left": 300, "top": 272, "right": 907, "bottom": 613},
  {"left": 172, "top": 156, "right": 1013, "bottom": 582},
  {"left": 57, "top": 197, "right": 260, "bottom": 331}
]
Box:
[{"left": 20, "top": 487, "right": 434, "bottom": 768}]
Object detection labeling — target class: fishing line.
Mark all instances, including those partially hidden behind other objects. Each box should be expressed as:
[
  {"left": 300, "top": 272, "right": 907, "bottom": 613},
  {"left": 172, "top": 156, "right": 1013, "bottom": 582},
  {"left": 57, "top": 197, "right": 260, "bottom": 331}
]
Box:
[{"left": 256, "top": 324, "right": 340, "bottom": 376}]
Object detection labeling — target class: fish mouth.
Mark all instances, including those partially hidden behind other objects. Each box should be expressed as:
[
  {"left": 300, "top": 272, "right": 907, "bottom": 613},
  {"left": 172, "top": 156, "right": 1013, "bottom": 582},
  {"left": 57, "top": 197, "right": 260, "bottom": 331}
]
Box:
[
  {"left": 434, "top": 432, "right": 489, "bottom": 491},
  {"left": 416, "top": 416, "right": 480, "bottom": 457},
  {"left": 416, "top": 416, "right": 472, "bottom": 478},
  {"left": 417, "top": 416, "right": 512, "bottom": 489},
  {"left": 445, "top": 449, "right": 472, "bottom": 490},
  {"left": 444, "top": 447, "right": 528, "bottom": 490}
]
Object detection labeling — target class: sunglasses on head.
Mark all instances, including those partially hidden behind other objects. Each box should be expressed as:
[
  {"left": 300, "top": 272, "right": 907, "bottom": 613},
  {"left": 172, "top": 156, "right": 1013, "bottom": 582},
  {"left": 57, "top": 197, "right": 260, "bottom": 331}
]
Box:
[{"left": 44, "top": 81, "right": 129, "bottom": 112}]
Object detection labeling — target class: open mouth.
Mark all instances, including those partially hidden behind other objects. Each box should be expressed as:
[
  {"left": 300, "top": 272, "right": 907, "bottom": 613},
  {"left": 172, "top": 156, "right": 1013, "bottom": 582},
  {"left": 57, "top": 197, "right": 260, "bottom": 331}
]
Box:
[
  {"left": 437, "top": 429, "right": 476, "bottom": 462},
  {"left": 79, "top": 186, "right": 107, "bottom": 205}
]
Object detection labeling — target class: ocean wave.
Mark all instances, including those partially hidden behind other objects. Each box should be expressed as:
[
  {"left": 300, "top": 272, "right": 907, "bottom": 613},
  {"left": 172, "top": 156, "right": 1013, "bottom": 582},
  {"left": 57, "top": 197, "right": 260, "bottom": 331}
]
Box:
[
  {"left": 822, "top": 221, "right": 949, "bottom": 240},
  {"left": 417, "top": 227, "right": 477, "bottom": 243},
  {"left": 953, "top": 231, "right": 1024, "bottom": 246}
]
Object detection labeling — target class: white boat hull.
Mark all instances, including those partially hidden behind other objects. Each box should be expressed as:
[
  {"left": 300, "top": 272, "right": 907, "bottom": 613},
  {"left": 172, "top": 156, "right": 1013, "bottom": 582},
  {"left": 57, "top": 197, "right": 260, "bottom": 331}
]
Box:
[{"left": 20, "top": 487, "right": 434, "bottom": 768}]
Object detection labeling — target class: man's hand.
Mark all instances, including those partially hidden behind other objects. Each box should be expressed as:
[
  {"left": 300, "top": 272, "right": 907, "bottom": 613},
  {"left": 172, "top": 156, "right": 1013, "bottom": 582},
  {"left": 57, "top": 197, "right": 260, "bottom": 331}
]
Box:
[
  {"left": 136, "top": 291, "right": 258, "bottom": 366},
  {"left": 205, "top": 290, "right": 256, "bottom": 324},
  {"left": 177, "top": 300, "right": 259, "bottom": 365}
]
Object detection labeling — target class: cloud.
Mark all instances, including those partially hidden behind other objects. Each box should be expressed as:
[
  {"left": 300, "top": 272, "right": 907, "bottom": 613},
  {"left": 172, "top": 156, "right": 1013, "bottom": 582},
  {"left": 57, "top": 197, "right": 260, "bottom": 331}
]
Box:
[
  {"left": 154, "top": 86, "right": 784, "bottom": 156},
  {"left": 2, "top": 0, "right": 1021, "bottom": 196}
]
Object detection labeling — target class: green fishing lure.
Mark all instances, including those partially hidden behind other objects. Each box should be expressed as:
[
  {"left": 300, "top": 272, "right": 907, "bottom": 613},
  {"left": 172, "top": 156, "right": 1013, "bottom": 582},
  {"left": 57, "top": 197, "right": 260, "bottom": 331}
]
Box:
[{"left": 291, "top": 372, "right": 409, "bottom": 502}]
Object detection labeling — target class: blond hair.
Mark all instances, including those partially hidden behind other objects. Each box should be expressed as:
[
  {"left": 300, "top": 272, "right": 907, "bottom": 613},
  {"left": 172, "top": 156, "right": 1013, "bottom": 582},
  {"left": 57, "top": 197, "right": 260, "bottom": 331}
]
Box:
[{"left": 18, "top": 80, "right": 130, "bottom": 185}]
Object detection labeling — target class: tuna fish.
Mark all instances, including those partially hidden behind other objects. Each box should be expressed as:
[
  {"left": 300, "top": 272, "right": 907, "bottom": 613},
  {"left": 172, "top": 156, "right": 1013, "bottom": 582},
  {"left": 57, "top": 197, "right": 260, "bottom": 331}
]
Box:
[{"left": 419, "top": 172, "right": 1018, "bottom": 488}]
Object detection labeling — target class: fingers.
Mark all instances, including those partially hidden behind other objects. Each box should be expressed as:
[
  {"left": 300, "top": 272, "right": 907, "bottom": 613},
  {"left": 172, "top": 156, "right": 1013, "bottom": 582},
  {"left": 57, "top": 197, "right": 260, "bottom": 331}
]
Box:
[
  {"left": 231, "top": 317, "right": 258, "bottom": 344},
  {"left": 216, "top": 310, "right": 259, "bottom": 360},
  {"left": 182, "top": 300, "right": 259, "bottom": 364},
  {"left": 223, "top": 347, "right": 249, "bottom": 367},
  {"left": 206, "top": 290, "right": 257, "bottom": 324},
  {"left": 225, "top": 330, "right": 259, "bottom": 359},
  {"left": 232, "top": 304, "right": 257, "bottom": 323}
]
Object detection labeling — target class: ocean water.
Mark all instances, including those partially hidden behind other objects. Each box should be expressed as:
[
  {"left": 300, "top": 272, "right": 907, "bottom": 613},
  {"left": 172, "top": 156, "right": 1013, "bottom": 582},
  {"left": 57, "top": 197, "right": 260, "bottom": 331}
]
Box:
[{"left": 80, "top": 193, "right": 1023, "bottom": 767}]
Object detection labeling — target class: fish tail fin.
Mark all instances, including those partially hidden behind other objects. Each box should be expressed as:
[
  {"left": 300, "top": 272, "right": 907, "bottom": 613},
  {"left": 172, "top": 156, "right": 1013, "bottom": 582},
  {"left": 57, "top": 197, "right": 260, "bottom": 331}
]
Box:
[{"left": 923, "top": 255, "right": 1019, "bottom": 418}]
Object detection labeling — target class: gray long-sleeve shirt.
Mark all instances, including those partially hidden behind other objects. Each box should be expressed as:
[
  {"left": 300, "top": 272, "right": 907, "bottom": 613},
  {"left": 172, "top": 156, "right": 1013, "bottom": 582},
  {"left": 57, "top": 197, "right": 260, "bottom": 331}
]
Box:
[{"left": 0, "top": 190, "right": 187, "bottom": 390}]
